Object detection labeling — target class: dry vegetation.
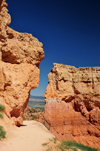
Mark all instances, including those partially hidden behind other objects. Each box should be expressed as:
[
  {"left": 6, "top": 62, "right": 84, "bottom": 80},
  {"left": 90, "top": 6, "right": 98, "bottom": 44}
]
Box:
[
  {"left": 0, "top": 104, "right": 6, "bottom": 139},
  {"left": 42, "top": 138, "right": 98, "bottom": 151}
]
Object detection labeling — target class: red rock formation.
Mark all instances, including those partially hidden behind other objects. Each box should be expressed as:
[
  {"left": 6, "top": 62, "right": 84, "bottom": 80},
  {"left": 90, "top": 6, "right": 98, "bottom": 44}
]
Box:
[
  {"left": 0, "top": 0, "right": 44, "bottom": 126},
  {"left": 44, "top": 63, "right": 100, "bottom": 150}
]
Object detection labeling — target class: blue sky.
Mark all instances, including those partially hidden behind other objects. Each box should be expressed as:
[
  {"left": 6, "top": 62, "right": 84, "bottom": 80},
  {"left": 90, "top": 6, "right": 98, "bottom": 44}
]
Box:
[{"left": 6, "top": 0, "right": 100, "bottom": 96}]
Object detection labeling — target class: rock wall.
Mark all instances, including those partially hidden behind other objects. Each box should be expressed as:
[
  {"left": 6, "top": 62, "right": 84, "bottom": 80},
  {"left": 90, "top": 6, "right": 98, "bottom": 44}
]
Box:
[
  {"left": 44, "top": 63, "right": 100, "bottom": 150},
  {"left": 0, "top": 0, "right": 44, "bottom": 126}
]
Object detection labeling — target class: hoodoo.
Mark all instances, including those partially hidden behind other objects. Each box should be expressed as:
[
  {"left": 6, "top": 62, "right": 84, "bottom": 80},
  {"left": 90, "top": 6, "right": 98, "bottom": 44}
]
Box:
[
  {"left": 44, "top": 63, "right": 100, "bottom": 150},
  {"left": 0, "top": 0, "right": 44, "bottom": 126}
]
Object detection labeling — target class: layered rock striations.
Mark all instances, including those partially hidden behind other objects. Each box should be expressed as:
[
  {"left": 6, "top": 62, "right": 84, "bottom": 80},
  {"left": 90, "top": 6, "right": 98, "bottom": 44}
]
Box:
[
  {"left": 0, "top": 0, "right": 44, "bottom": 126},
  {"left": 44, "top": 63, "right": 100, "bottom": 150}
]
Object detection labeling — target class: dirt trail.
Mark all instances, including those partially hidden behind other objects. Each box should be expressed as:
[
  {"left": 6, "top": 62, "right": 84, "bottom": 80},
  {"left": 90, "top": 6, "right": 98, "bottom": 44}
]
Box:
[{"left": 0, "top": 121, "right": 54, "bottom": 151}]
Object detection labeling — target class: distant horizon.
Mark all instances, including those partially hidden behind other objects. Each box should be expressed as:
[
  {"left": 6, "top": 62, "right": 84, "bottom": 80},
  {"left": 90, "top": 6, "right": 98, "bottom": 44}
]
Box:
[{"left": 30, "top": 94, "right": 44, "bottom": 97}]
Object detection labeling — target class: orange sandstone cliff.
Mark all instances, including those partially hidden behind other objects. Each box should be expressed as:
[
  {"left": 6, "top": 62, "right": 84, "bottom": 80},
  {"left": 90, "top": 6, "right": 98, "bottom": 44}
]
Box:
[
  {"left": 0, "top": 0, "right": 44, "bottom": 126},
  {"left": 44, "top": 63, "right": 100, "bottom": 150}
]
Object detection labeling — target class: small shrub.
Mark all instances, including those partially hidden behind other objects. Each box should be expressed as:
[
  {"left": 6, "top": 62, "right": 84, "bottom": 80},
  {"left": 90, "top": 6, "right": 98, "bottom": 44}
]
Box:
[
  {"left": 32, "top": 115, "right": 37, "bottom": 120},
  {"left": 0, "top": 113, "right": 3, "bottom": 119},
  {"left": 0, "top": 104, "right": 5, "bottom": 111},
  {"left": 0, "top": 126, "right": 6, "bottom": 139}
]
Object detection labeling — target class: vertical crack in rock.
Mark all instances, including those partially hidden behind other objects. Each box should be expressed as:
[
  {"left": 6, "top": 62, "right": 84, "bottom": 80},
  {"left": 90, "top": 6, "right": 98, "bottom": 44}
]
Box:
[
  {"left": 44, "top": 63, "right": 100, "bottom": 150},
  {"left": 0, "top": 0, "right": 44, "bottom": 126}
]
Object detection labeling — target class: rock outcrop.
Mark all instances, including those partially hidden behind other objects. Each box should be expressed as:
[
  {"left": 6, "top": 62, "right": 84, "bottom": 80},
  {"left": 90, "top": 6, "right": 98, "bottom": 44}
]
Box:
[
  {"left": 0, "top": 0, "right": 44, "bottom": 126},
  {"left": 44, "top": 63, "right": 100, "bottom": 150}
]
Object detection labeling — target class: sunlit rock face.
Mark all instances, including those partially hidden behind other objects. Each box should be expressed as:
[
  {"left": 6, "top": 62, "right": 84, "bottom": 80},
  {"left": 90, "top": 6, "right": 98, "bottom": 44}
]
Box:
[
  {"left": 44, "top": 63, "right": 100, "bottom": 150},
  {"left": 0, "top": 0, "right": 44, "bottom": 126}
]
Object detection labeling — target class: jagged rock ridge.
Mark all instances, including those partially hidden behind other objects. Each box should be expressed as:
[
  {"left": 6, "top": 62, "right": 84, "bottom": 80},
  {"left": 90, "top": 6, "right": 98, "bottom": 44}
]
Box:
[
  {"left": 44, "top": 63, "right": 100, "bottom": 150},
  {"left": 0, "top": 0, "right": 44, "bottom": 126}
]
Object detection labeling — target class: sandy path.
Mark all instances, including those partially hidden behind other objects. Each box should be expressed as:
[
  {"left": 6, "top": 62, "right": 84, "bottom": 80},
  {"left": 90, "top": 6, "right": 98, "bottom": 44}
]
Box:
[{"left": 0, "top": 121, "right": 54, "bottom": 151}]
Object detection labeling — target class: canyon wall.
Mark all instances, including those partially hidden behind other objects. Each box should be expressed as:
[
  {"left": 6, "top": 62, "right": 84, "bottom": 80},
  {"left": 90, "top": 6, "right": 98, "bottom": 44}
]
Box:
[
  {"left": 0, "top": 0, "right": 44, "bottom": 126},
  {"left": 44, "top": 63, "right": 100, "bottom": 150}
]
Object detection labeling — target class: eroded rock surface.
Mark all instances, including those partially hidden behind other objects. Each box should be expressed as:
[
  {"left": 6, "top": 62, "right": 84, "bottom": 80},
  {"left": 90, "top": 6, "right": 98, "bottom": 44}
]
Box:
[
  {"left": 44, "top": 63, "right": 100, "bottom": 150},
  {"left": 0, "top": 0, "right": 44, "bottom": 126}
]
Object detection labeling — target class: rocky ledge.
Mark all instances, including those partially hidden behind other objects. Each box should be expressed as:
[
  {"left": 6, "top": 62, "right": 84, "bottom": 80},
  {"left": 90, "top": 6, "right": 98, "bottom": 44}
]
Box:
[
  {"left": 0, "top": 0, "right": 44, "bottom": 126},
  {"left": 44, "top": 63, "right": 100, "bottom": 150}
]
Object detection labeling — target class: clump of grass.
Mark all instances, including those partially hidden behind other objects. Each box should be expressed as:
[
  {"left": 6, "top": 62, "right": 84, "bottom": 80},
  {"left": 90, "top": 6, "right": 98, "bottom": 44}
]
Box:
[
  {"left": 57, "top": 142, "right": 69, "bottom": 151},
  {"left": 0, "top": 104, "right": 5, "bottom": 111},
  {"left": 32, "top": 115, "right": 37, "bottom": 120},
  {"left": 0, "top": 104, "right": 5, "bottom": 119},
  {"left": 74, "top": 148, "right": 78, "bottom": 151},
  {"left": 49, "top": 137, "right": 57, "bottom": 144},
  {"left": 57, "top": 141, "right": 98, "bottom": 151},
  {"left": 0, "top": 126, "right": 6, "bottom": 139},
  {"left": 0, "top": 104, "right": 6, "bottom": 140},
  {"left": 53, "top": 138, "right": 57, "bottom": 144},
  {"left": 46, "top": 147, "right": 52, "bottom": 151},
  {"left": 42, "top": 142, "right": 49, "bottom": 146}
]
